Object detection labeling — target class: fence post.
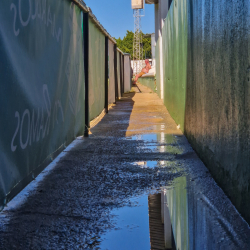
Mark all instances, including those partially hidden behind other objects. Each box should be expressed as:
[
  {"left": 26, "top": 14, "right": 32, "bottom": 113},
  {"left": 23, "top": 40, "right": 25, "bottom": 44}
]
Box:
[
  {"left": 105, "top": 36, "right": 109, "bottom": 113},
  {"left": 114, "top": 44, "right": 118, "bottom": 102},
  {"left": 83, "top": 12, "right": 89, "bottom": 137}
]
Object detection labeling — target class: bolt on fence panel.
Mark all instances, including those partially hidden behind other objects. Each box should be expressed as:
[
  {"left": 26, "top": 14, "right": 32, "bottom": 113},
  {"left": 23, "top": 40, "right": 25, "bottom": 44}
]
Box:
[
  {"left": 0, "top": 1, "right": 85, "bottom": 208},
  {"left": 88, "top": 19, "right": 105, "bottom": 121}
]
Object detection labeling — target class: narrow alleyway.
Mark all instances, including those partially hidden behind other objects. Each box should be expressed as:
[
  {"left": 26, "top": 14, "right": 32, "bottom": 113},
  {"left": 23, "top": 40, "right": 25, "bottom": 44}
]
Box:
[{"left": 0, "top": 84, "right": 249, "bottom": 249}]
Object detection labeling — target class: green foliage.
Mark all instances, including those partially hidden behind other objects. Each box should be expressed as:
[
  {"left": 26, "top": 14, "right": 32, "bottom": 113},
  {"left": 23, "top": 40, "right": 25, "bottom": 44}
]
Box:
[{"left": 114, "top": 31, "right": 152, "bottom": 59}]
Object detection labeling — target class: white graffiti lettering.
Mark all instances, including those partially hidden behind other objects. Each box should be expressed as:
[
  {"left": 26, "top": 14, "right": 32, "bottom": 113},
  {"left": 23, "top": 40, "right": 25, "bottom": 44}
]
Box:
[
  {"left": 10, "top": 0, "right": 62, "bottom": 44},
  {"left": 31, "top": 0, "right": 37, "bottom": 20},
  {"left": 11, "top": 84, "right": 63, "bottom": 152},
  {"left": 20, "top": 109, "right": 30, "bottom": 149},
  {"left": 10, "top": 4, "right": 20, "bottom": 37},
  {"left": 47, "top": 5, "right": 52, "bottom": 27},
  {"left": 37, "top": 0, "right": 41, "bottom": 19},
  {"left": 53, "top": 101, "right": 64, "bottom": 128},
  {"left": 55, "top": 28, "right": 62, "bottom": 43},
  {"left": 43, "top": 84, "right": 51, "bottom": 136},
  {"left": 29, "top": 108, "right": 40, "bottom": 145},
  {"left": 41, "top": 0, "right": 46, "bottom": 24},
  {"left": 19, "top": 0, "right": 31, "bottom": 27},
  {"left": 38, "top": 108, "right": 45, "bottom": 140},
  {"left": 11, "top": 111, "right": 20, "bottom": 152}
]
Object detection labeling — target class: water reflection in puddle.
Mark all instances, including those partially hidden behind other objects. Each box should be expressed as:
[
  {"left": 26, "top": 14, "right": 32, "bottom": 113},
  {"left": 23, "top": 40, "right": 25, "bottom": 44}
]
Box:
[
  {"left": 161, "top": 176, "right": 250, "bottom": 249},
  {"left": 126, "top": 133, "right": 182, "bottom": 155},
  {"left": 97, "top": 133, "right": 250, "bottom": 249},
  {"left": 127, "top": 133, "right": 175, "bottom": 144},
  {"left": 99, "top": 195, "right": 150, "bottom": 250},
  {"left": 98, "top": 175, "right": 249, "bottom": 250},
  {"left": 132, "top": 161, "right": 167, "bottom": 168}
]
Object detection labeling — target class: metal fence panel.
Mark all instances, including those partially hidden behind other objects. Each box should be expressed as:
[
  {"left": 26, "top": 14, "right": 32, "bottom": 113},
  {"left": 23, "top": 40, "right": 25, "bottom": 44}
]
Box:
[
  {"left": 121, "top": 55, "right": 124, "bottom": 94},
  {"left": 108, "top": 40, "right": 115, "bottom": 104},
  {"left": 124, "top": 55, "right": 131, "bottom": 93},
  {"left": 162, "top": 0, "right": 187, "bottom": 131},
  {"left": 117, "top": 51, "right": 121, "bottom": 98},
  {"left": 0, "top": 1, "right": 85, "bottom": 207},
  {"left": 89, "top": 19, "right": 105, "bottom": 120}
]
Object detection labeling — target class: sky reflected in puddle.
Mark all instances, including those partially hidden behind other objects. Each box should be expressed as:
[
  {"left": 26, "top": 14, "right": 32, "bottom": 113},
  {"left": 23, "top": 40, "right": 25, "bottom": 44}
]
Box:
[
  {"left": 132, "top": 161, "right": 166, "bottom": 168},
  {"left": 128, "top": 133, "right": 175, "bottom": 144},
  {"left": 126, "top": 133, "right": 183, "bottom": 155},
  {"left": 98, "top": 175, "right": 250, "bottom": 250},
  {"left": 97, "top": 132, "right": 250, "bottom": 249},
  {"left": 99, "top": 195, "right": 150, "bottom": 250}
]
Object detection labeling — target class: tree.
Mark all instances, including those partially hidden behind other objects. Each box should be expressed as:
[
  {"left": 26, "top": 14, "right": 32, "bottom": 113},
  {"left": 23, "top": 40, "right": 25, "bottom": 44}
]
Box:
[{"left": 114, "top": 31, "right": 152, "bottom": 59}]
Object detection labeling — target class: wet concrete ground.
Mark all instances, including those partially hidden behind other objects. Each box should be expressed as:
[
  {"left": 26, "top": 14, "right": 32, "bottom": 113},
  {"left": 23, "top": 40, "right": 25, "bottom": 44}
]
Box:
[{"left": 0, "top": 84, "right": 250, "bottom": 249}]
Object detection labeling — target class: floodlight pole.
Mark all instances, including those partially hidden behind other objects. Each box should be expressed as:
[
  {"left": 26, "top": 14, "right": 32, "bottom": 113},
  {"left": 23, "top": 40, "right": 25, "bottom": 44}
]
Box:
[{"left": 133, "top": 8, "right": 144, "bottom": 76}]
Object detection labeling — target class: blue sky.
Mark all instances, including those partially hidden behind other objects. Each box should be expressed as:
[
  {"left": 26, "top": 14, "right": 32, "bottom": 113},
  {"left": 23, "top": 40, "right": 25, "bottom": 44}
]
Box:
[{"left": 83, "top": 0, "right": 155, "bottom": 39}]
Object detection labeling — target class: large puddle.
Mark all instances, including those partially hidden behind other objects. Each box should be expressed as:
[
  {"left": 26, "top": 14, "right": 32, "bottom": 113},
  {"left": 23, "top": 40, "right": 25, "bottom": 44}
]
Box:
[
  {"left": 96, "top": 134, "right": 250, "bottom": 250},
  {"left": 1, "top": 133, "right": 249, "bottom": 249},
  {"left": 99, "top": 195, "right": 151, "bottom": 250},
  {"left": 98, "top": 175, "right": 249, "bottom": 249}
]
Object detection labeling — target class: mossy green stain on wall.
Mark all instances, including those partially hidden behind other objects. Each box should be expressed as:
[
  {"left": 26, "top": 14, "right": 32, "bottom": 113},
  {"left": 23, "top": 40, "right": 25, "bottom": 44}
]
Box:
[
  {"left": 138, "top": 77, "right": 156, "bottom": 93},
  {"left": 162, "top": 0, "right": 188, "bottom": 132}
]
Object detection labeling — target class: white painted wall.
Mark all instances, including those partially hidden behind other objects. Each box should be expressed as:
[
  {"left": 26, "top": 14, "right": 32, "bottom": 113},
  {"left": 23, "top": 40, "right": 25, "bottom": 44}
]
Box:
[
  {"left": 151, "top": 33, "right": 156, "bottom": 60},
  {"left": 154, "top": 0, "right": 171, "bottom": 100},
  {"left": 154, "top": 3, "right": 159, "bottom": 42}
]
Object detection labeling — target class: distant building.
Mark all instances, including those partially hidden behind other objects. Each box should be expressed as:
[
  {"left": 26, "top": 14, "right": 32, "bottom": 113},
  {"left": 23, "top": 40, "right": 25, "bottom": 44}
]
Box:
[{"left": 145, "top": 0, "right": 172, "bottom": 99}]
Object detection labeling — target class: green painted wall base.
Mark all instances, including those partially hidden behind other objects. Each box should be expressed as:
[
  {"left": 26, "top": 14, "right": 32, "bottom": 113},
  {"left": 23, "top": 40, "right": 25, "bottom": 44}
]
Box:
[{"left": 138, "top": 77, "right": 156, "bottom": 93}]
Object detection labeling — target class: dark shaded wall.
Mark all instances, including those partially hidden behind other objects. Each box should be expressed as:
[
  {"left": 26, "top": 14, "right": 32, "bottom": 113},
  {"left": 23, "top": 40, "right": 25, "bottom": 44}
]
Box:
[
  {"left": 185, "top": 0, "right": 250, "bottom": 223},
  {"left": 161, "top": 0, "right": 250, "bottom": 223},
  {"left": 0, "top": 1, "right": 85, "bottom": 209}
]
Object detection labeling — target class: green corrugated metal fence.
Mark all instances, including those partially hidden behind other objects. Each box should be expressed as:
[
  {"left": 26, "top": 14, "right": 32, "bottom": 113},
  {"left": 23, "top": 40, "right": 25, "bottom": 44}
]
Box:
[{"left": 0, "top": 0, "right": 130, "bottom": 210}]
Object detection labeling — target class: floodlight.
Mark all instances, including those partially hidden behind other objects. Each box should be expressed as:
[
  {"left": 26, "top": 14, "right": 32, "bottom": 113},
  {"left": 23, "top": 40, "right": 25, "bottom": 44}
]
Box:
[{"left": 131, "top": 0, "right": 145, "bottom": 9}]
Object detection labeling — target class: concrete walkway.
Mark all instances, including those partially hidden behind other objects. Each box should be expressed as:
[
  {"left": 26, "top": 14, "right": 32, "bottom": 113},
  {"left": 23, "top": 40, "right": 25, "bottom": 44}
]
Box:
[{"left": 0, "top": 84, "right": 249, "bottom": 249}]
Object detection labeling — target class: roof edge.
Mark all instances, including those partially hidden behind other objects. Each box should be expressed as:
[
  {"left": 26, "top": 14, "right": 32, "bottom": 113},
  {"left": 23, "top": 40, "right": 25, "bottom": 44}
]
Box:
[
  {"left": 71, "top": 0, "right": 88, "bottom": 12},
  {"left": 145, "top": 0, "right": 158, "bottom": 4}
]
